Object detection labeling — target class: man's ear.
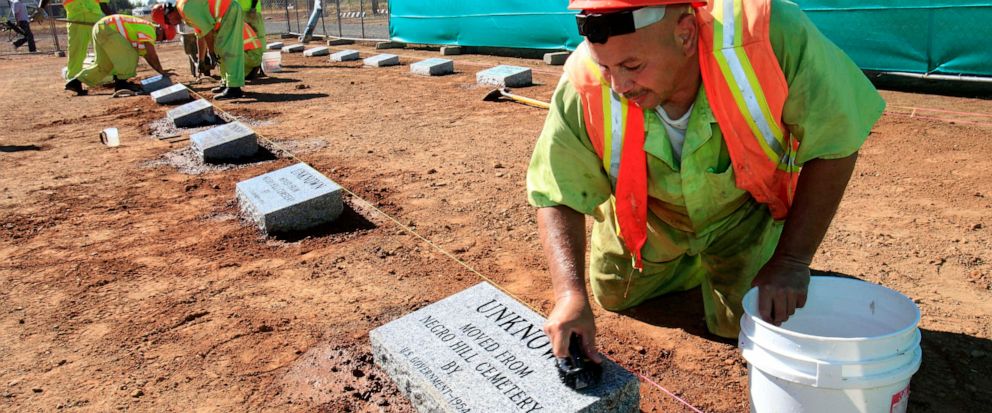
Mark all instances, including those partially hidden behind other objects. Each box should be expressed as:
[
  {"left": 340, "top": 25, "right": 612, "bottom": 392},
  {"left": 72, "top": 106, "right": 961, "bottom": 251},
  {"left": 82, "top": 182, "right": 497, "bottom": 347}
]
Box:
[{"left": 674, "top": 11, "right": 698, "bottom": 56}]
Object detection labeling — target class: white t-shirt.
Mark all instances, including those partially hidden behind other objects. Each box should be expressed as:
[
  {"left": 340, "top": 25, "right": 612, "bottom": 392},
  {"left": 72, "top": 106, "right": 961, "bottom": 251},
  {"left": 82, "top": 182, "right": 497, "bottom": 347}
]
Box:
[{"left": 655, "top": 105, "right": 693, "bottom": 161}]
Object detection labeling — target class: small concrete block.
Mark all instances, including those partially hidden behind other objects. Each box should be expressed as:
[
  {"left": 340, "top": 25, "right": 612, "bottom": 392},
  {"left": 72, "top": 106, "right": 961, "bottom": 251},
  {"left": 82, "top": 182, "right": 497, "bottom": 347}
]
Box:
[
  {"left": 370, "top": 282, "right": 640, "bottom": 413},
  {"left": 410, "top": 58, "right": 454, "bottom": 76},
  {"left": 266, "top": 42, "right": 284, "bottom": 50},
  {"left": 304, "top": 46, "right": 330, "bottom": 57},
  {"left": 282, "top": 43, "right": 305, "bottom": 53},
  {"left": 150, "top": 84, "right": 190, "bottom": 104},
  {"left": 330, "top": 50, "right": 360, "bottom": 62},
  {"left": 235, "top": 162, "right": 344, "bottom": 234},
  {"left": 476, "top": 65, "right": 533, "bottom": 88},
  {"left": 375, "top": 41, "right": 405, "bottom": 49},
  {"left": 440, "top": 46, "right": 463, "bottom": 56},
  {"left": 167, "top": 99, "right": 217, "bottom": 128},
  {"left": 363, "top": 54, "right": 399, "bottom": 67},
  {"left": 190, "top": 121, "right": 258, "bottom": 162},
  {"left": 140, "top": 74, "right": 172, "bottom": 93},
  {"left": 543, "top": 51, "right": 570, "bottom": 66},
  {"left": 326, "top": 38, "right": 354, "bottom": 46}
]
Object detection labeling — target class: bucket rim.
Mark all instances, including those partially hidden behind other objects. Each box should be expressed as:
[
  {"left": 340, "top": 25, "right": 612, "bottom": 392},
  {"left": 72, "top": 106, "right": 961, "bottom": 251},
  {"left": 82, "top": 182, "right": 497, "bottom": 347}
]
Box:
[{"left": 742, "top": 276, "right": 921, "bottom": 342}]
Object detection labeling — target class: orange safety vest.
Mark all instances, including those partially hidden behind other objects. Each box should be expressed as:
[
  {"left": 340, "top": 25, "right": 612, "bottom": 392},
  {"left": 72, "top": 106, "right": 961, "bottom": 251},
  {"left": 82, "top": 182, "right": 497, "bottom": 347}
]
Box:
[
  {"left": 243, "top": 23, "right": 261, "bottom": 51},
  {"left": 563, "top": 0, "right": 798, "bottom": 270},
  {"left": 177, "top": 0, "right": 233, "bottom": 33},
  {"left": 99, "top": 14, "right": 156, "bottom": 50}
]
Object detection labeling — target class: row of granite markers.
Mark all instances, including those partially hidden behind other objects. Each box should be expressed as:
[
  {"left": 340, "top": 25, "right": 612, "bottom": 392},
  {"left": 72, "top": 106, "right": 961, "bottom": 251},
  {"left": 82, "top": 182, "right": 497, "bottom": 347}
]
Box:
[{"left": 142, "top": 46, "right": 542, "bottom": 236}]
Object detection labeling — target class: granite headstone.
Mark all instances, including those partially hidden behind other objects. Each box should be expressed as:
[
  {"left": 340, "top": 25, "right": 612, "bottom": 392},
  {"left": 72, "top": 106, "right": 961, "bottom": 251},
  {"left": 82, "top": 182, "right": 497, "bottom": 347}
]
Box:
[
  {"left": 235, "top": 163, "right": 344, "bottom": 234},
  {"left": 140, "top": 74, "right": 172, "bottom": 93},
  {"left": 411, "top": 58, "right": 454, "bottom": 76},
  {"left": 330, "top": 50, "right": 360, "bottom": 62},
  {"left": 267, "top": 42, "right": 284, "bottom": 50},
  {"left": 150, "top": 84, "right": 190, "bottom": 104},
  {"left": 543, "top": 52, "right": 570, "bottom": 66},
  {"left": 190, "top": 121, "right": 258, "bottom": 162},
  {"left": 304, "top": 46, "right": 330, "bottom": 57},
  {"left": 476, "top": 65, "right": 533, "bottom": 88},
  {"left": 282, "top": 43, "right": 305, "bottom": 53},
  {"left": 364, "top": 53, "right": 400, "bottom": 67},
  {"left": 371, "top": 282, "right": 640, "bottom": 413},
  {"left": 167, "top": 99, "right": 217, "bottom": 128},
  {"left": 440, "top": 46, "right": 463, "bottom": 56}
]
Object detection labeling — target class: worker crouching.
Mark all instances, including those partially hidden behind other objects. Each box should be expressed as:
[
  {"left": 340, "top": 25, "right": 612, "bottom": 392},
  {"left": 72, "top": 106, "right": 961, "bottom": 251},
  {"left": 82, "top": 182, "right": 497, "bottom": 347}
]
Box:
[
  {"left": 161, "top": 0, "right": 247, "bottom": 100},
  {"left": 64, "top": 14, "right": 174, "bottom": 96}
]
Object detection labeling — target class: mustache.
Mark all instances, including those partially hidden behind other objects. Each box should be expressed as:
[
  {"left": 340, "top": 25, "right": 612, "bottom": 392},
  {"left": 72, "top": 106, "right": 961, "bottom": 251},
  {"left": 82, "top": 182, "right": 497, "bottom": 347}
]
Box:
[{"left": 622, "top": 90, "right": 647, "bottom": 101}]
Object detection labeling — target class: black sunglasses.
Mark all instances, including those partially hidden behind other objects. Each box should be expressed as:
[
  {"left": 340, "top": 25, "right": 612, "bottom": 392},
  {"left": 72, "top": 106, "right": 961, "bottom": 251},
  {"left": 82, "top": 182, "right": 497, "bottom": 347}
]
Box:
[{"left": 575, "top": 10, "right": 637, "bottom": 44}]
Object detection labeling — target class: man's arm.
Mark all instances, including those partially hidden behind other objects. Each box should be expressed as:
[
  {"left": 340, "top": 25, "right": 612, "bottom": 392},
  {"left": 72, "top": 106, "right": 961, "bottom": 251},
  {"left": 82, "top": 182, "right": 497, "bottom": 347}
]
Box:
[
  {"left": 538, "top": 205, "right": 602, "bottom": 363},
  {"left": 752, "top": 152, "right": 859, "bottom": 325},
  {"left": 142, "top": 44, "right": 170, "bottom": 76}
]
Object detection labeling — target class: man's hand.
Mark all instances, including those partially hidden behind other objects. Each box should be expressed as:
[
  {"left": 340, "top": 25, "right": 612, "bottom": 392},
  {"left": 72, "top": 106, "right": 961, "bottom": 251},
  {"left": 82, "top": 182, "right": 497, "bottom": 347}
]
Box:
[
  {"left": 751, "top": 256, "right": 811, "bottom": 326},
  {"left": 544, "top": 292, "right": 602, "bottom": 363}
]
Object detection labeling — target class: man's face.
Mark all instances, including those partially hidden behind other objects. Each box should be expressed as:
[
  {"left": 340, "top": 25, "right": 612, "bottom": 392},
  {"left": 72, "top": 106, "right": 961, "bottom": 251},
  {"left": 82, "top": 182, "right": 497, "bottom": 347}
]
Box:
[
  {"left": 166, "top": 10, "right": 183, "bottom": 25},
  {"left": 586, "top": 10, "right": 694, "bottom": 109}
]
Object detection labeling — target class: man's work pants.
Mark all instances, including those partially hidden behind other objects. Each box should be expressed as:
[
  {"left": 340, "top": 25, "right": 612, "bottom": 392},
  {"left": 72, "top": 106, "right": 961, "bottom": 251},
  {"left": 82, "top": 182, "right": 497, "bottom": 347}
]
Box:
[
  {"left": 65, "top": 8, "right": 103, "bottom": 79},
  {"left": 589, "top": 201, "right": 784, "bottom": 338},
  {"left": 75, "top": 28, "right": 138, "bottom": 87},
  {"left": 13, "top": 21, "right": 36, "bottom": 52},
  {"left": 214, "top": 5, "right": 245, "bottom": 87}
]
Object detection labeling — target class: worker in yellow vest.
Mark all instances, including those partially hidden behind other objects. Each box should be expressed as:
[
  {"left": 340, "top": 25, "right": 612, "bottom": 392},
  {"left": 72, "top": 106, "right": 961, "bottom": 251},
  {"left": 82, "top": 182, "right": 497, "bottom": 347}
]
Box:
[
  {"left": 64, "top": 14, "right": 173, "bottom": 95},
  {"left": 238, "top": 0, "right": 266, "bottom": 79},
  {"left": 39, "top": 0, "right": 112, "bottom": 81},
  {"left": 157, "top": 0, "right": 246, "bottom": 99},
  {"left": 528, "top": 0, "right": 885, "bottom": 359}
]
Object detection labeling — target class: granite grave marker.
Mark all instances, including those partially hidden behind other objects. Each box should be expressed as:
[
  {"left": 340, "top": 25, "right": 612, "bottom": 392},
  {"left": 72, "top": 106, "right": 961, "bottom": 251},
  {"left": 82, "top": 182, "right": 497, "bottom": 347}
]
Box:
[
  {"left": 364, "top": 53, "right": 400, "bottom": 67},
  {"left": 282, "top": 43, "right": 305, "bottom": 53},
  {"left": 371, "top": 282, "right": 640, "bottom": 413},
  {"left": 411, "top": 58, "right": 454, "bottom": 76},
  {"left": 476, "top": 65, "right": 533, "bottom": 88},
  {"left": 140, "top": 74, "right": 172, "bottom": 93},
  {"left": 267, "top": 41, "right": 284, "bottom": 50},
  {"left": 190, "top": 121, "right": 258, "bottom": 162},
  {"left": 167, "top": 99, "right": 217, "bottom": 128},
  {"left": 150, "top": 84, "right": 190, "bottom": 104},
  {"left": 330, "top": 50, "right": 360, "bottom": 62},
  {"left": 304, "top": 46, "right": 330, "bottom": 57},
  {"left": 235, "top": 163, "right": 344, "bottom": 234}
]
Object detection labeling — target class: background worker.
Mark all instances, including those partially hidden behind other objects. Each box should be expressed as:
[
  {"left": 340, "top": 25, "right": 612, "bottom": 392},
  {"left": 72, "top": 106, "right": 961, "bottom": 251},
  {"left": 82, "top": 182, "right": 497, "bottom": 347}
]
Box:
[
  {"left": 64, "top": 14, "right": 173, "bottom": 96},
  {"left": 166, "top": 0, "right": 247, "bottom": 99},
  {"left": 40, "top": 0, "right": 113, "bottom": 80},
  {"left": 238, "top": 0, "right": 265, "bottom": 79},
  {"left": 8, "top": 0, "right": 36, "bottom": 52},
  {"left": 242, "top": 22, "right": 263, "bottom": 79},
  {"left": 528, "top": 0, "right": 885, "bottom": 361}
]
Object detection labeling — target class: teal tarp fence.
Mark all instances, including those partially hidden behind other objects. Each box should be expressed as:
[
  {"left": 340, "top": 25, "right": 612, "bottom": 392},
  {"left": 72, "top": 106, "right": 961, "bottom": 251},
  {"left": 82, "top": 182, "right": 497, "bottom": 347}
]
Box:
[
  {"left": 388, "top": 0, "right": 581, "bottom": 50},
  {"left": 388, "top": 0, "right": 992, "bottom": 77},
  {"left": 796, "top": 0, "right": 992, "bottom": 77}
]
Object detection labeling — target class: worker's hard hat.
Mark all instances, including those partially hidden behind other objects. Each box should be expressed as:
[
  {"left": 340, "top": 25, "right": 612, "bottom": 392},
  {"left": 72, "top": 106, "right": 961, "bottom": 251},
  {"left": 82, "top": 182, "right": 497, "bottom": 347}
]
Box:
[
  {"left": 569, "top": 0, "right": 704, "bottom": 44},
  {"left": 151, "top": 3, "right": 177, "bottom": 41},
  {"left": 568, "top": 0, "right": 704, "bottom": 11}
]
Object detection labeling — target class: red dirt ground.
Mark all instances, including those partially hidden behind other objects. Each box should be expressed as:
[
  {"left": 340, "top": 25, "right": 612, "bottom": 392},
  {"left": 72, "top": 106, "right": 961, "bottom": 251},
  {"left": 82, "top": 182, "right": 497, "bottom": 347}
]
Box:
[{"left": 1, "top": 39, "right": 990, "bottom": 412}]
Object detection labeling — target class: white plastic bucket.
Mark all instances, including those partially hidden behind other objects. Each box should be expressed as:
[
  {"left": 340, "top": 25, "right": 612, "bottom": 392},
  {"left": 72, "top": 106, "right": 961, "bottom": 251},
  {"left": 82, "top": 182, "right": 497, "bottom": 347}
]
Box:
[
  {"left": 261, "top": 51, "right": 282, "bottom": 73},
  {"left": 739, "top": 276, "right": 921, "bottom": 413},
  {"left": 100, "top": 128, "right": 120, "bottom": 147}
]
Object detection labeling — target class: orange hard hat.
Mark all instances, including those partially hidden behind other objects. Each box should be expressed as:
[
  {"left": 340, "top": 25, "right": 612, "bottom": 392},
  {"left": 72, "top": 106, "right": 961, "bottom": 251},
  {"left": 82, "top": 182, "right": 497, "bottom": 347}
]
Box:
[
  {"left": 151, "top": 3, "right": 177, "bottom": 41},
  {"left": 568, "top": 0, "right": 703, "bottom": 11}
]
